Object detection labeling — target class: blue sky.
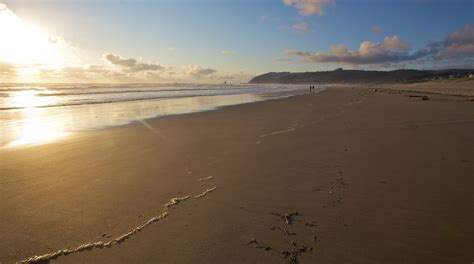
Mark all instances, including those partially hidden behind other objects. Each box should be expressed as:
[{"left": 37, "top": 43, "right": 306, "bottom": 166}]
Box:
[{"left": 0, "top": 0, "right": 473, "bottom": 83}]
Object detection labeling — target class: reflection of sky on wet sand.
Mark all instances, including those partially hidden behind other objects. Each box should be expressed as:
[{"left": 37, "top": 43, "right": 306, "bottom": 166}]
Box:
[{"left": 0, "top": 94, "right": 261, "bottom": 148}]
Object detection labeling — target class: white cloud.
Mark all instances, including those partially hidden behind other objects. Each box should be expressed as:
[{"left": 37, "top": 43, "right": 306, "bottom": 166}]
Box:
[
  {"left": 288, "top": 36, "right": 415, "bottom": 64},
  {"left": 196, "top": 68, "right": 217, "bottom": 75},
  {"left": 370, "top": 25, "right": 383, "bottom": 34},
  {"left": 181, "top": 65, "right": 217, "bottom": 77},
  {"left": 221, "top": 50, "right": 237, "bottom": 55},
  {"left": 283, "top": 0, "right": 334, "bottom": 16},
  {"left": 292, "top": 22, "right": 310, "bottom": 32},
  {"left": 104, "top": 54, "right": 164, "bottom": 72},
  {"left": 0, "top": 49, "right": 251, "bottom": 83}
]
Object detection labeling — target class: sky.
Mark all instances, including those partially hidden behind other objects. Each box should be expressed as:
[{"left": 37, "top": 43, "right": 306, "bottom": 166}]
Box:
[{"left": 0, "top": 0, "right": 473, "bottom": 83}]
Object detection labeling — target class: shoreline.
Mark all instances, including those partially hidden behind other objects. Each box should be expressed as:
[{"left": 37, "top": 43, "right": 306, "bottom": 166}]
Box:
[
  {"left": 1, "top": 86, "right": 473, "bottom": 263},
  {"left": 0, "top": 88, "right": 323, "bottom": 149}
]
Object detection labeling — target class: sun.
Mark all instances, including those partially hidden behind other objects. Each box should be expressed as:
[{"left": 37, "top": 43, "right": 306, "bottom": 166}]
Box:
[{"left": 0, "top": 4, "right": 68, "bottom": 70}]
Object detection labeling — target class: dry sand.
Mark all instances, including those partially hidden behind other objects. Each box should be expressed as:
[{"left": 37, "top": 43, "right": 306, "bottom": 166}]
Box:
[
  {"left": 1, "top": 86, "right": 473, "bottom": 263},
  {"left": 375, "top": 79, "right": 474, "bottom": 97}
]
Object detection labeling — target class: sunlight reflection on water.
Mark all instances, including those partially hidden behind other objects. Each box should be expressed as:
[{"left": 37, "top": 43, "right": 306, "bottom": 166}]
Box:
[
  {"left": 0, "top": 84, "right": 322, "bottom": 148},
  {"left": 0, "top": 94, "right": 263, "bottom": 148}
]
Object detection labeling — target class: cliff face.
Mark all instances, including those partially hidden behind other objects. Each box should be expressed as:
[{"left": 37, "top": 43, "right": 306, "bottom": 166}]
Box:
[{"left": 249, "top": 69, "right": 474, "bottom": 84}]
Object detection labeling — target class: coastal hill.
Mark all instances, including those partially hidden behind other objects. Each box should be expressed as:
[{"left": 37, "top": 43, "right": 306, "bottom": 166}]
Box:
[{"left": 249, "top": 68, "right": 474, "bottom": 84}]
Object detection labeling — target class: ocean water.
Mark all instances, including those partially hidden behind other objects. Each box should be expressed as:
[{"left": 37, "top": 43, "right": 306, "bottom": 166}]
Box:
[{"left": 0, "top": 84, "right": 323, "bottom": 148}]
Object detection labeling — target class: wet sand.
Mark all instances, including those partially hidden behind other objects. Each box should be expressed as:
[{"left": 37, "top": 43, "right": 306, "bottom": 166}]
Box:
[{"left": 1, "top": 86, "right": 473, "bottom": 263}]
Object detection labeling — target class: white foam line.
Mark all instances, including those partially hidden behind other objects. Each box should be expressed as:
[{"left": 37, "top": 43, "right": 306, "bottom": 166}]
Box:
[
  {"left": 194, "top": 186, "right": 217, "bottom": 198},
  {"left": 259, "top": 128, "right": 296, "bottom": 138},
  {"left": 198, "top": 176, "right": 214, "bottom": 181},
  {"left": 17, "top": 211, "right": 169, "bottom": 264},
  {"left": 18, "top": 188, "right": 216, "bottom": 264},
  {"left": 164, "top": 196, "right": 190, "bottom": 209}
]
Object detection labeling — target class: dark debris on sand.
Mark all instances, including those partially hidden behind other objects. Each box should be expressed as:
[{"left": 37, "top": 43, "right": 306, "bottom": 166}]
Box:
[
  {"left": 246, "top": 211, "right": 322, "bottom": 263},
  {"left": 270, "top": 212, "right": 301, "bottom": 225}
]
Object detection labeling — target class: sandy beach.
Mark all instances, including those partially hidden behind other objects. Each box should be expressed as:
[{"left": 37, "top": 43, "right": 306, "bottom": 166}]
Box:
[
  {"left": 1, "top": 86, "right": 473, "bottom": 263},
  {"left": 375, "top": 79, "right": 474, "bottom": 97}
]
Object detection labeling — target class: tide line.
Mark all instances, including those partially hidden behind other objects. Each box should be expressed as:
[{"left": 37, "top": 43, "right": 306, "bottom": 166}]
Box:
[{"left": 18, "top": 186, "right": 217, "bottom": 264}]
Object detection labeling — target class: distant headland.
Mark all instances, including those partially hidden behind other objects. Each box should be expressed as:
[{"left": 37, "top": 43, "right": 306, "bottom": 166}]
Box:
[{"left": 249, "top": 68, "right": 474, "bottom": 84}]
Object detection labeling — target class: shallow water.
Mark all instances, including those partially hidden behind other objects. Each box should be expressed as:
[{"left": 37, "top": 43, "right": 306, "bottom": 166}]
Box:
[{"left": 0, "top": 84, "right": 323, "bottom": 148}]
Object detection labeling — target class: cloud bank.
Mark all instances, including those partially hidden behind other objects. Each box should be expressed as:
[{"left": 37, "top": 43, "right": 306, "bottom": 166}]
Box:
[
  {"left": 288, "top": 24, "right": 474, "bottom": 66},
  {"left": 21, "top": 53, "right": 253, "bottom": 83},
  {"left": 0, "top": 51, "right": 250, "bottom": 83},
  {"left": 438, "top": 24, "right": 474, "bottom": 58},
  {"left": 283, "top": 0, "right": 334, "bottom": 16},
  {"left": 0, "top": 3, "right": 251, "bottom": 83}
]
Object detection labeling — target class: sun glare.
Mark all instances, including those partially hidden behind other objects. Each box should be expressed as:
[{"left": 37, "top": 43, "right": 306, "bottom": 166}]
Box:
[
  {"left": 7, "top": 107, "right": 68, "bottom": 147},
  {"left": 8, "top": 90, "right": 51, "bottom": 108},
  {"left": 0, "top": 5, "right": 67, "bottom": 70},
  {"left": 4, "top": 90, "right": 67, "bottom": 147}
]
